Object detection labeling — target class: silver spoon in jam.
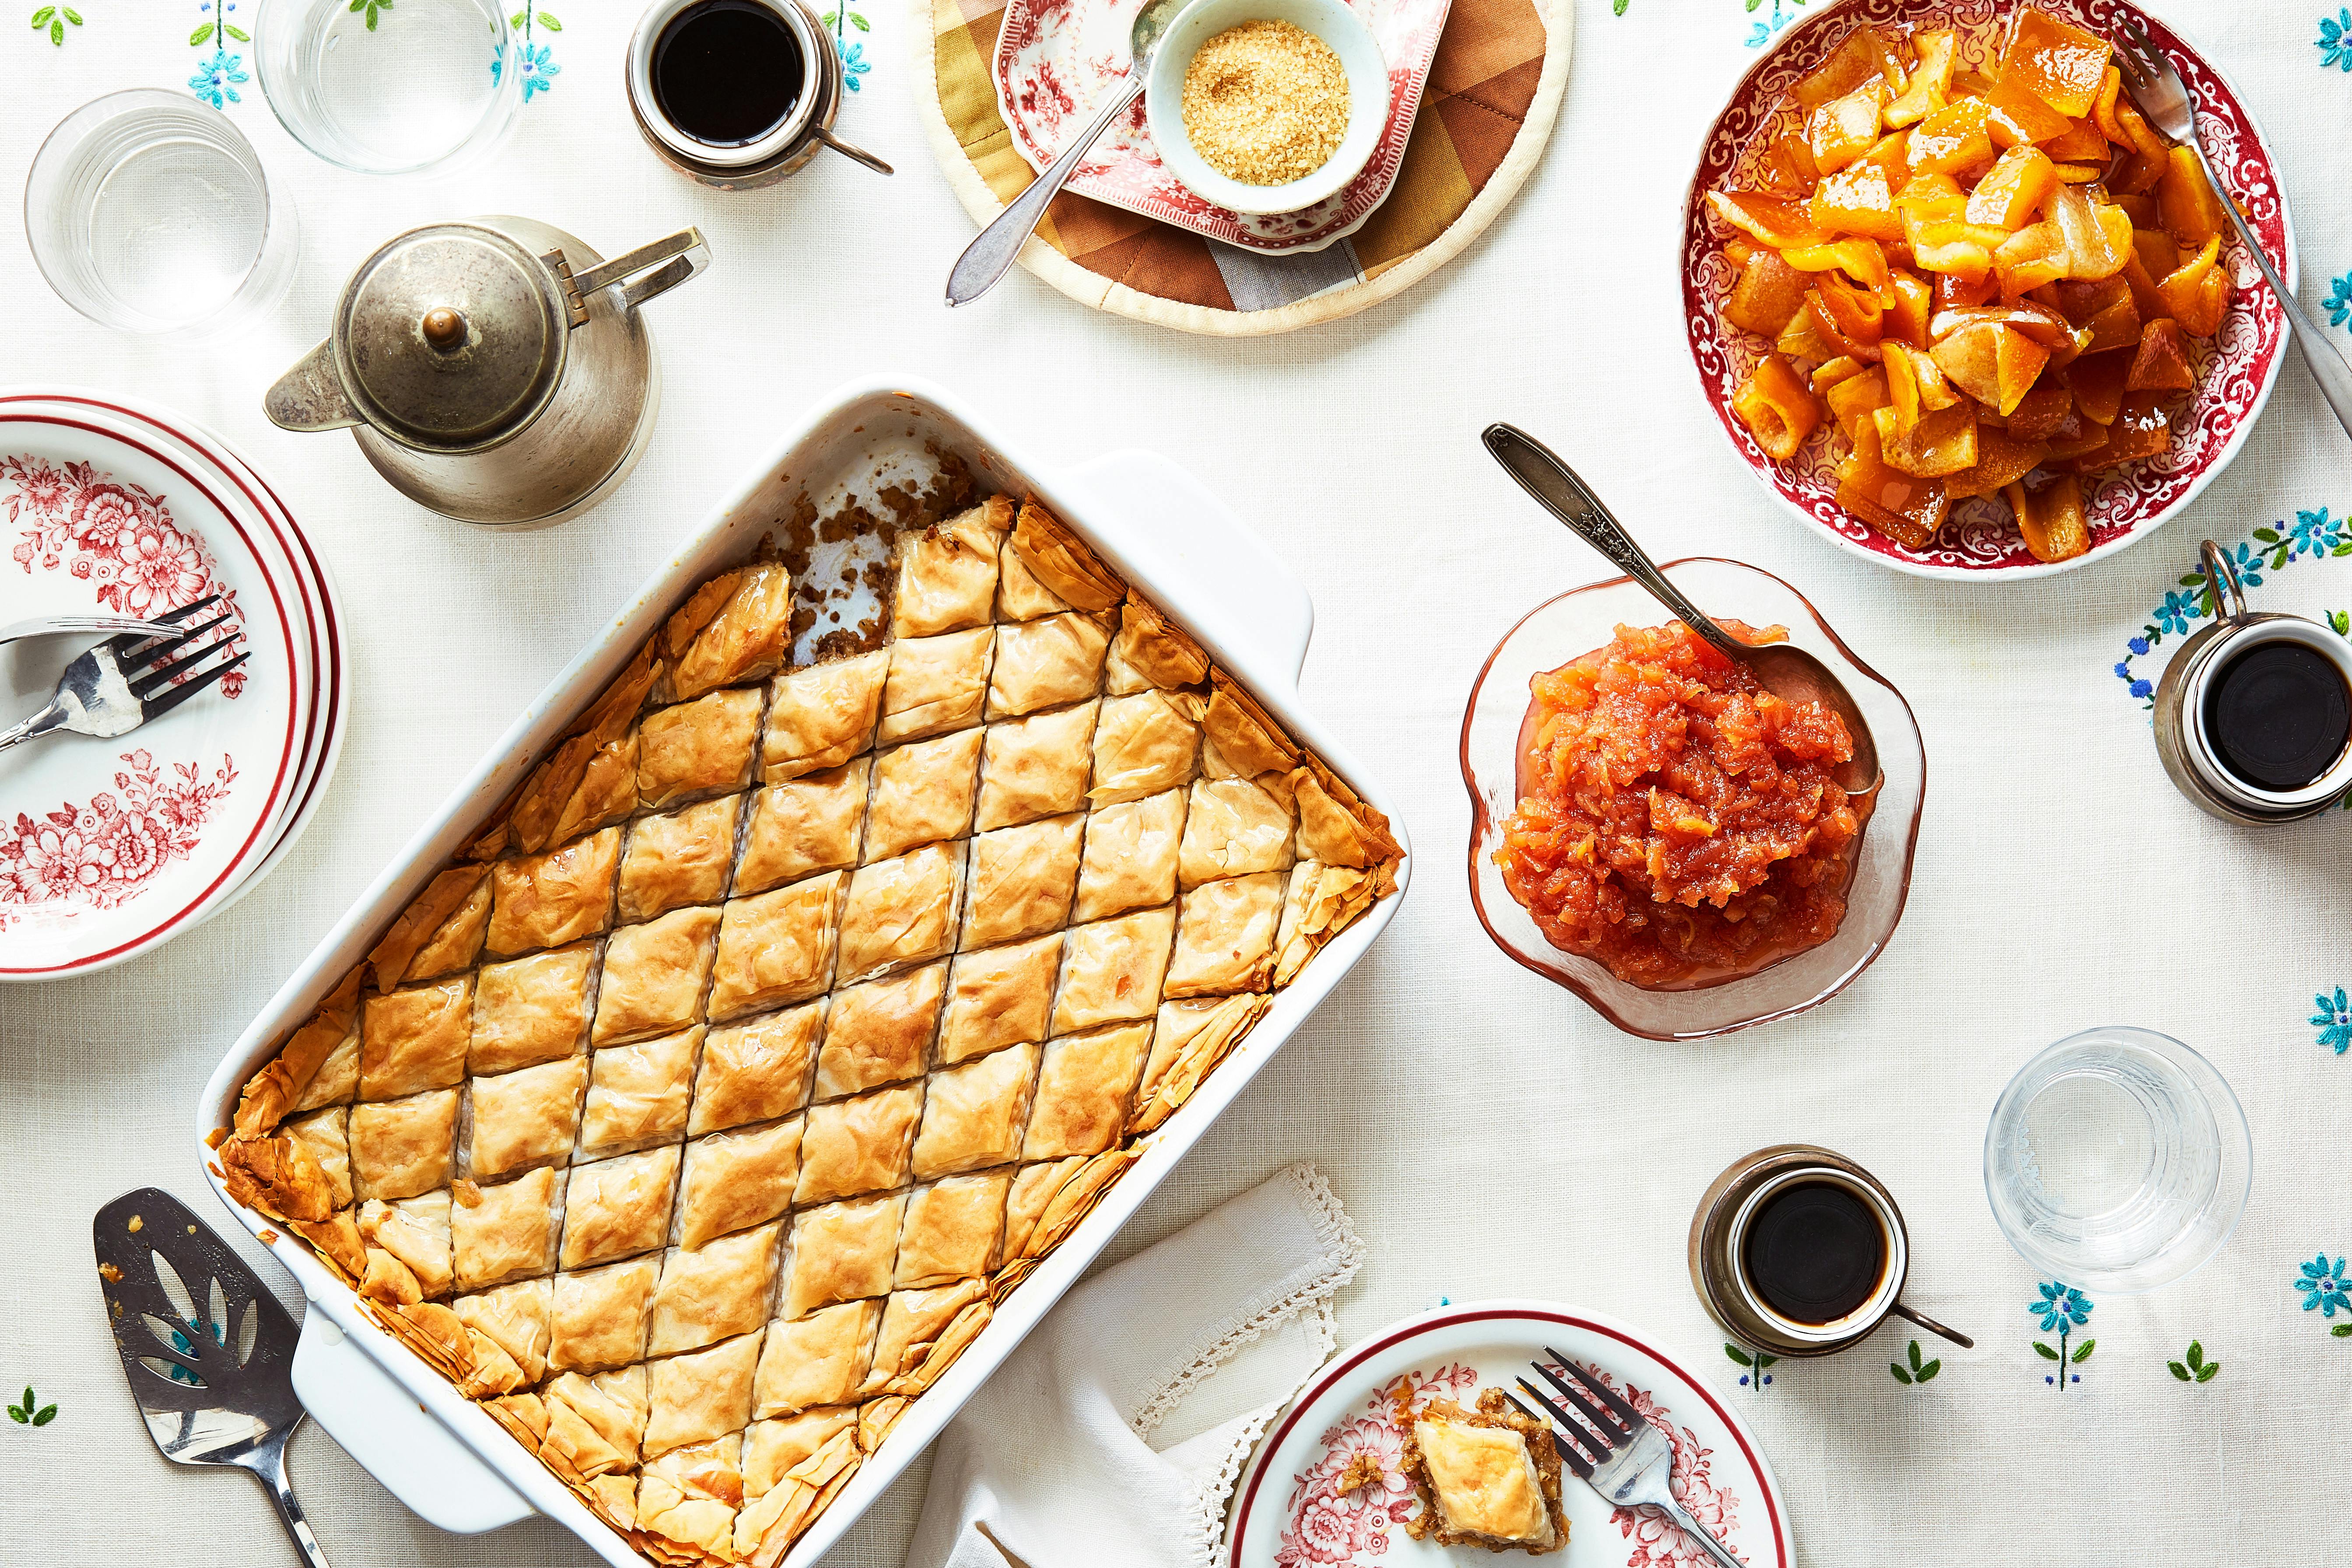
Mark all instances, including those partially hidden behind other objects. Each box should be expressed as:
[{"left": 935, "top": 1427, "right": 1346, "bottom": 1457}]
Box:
[
  {"left": 945, "top": 0, "right": 1187, "bottom": 306},
  {"left": 1483, "top": 421, "right": 1883, "bottom": 797}
]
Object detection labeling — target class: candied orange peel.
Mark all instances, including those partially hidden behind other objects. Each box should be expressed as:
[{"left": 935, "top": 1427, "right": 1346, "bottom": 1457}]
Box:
[{"left": 1711, "top": 7, "right": 2235, "bottom": 563}]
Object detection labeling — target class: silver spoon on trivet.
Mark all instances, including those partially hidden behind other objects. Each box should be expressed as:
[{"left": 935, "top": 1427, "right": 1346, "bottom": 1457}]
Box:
[
  {"left": 945, "top": 0, "right": 1188, "bottom": 306},
  {"left": 1483, "top": 421, "right": 1883, "bottom": 797}
]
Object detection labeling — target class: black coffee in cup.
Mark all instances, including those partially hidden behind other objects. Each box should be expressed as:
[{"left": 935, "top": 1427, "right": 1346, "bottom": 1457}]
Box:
[
  {"left": 1739, "top": 1179, "right": 1887, "bottom": 1324},
  {"left": 2201, "top": 640, "right": 2352, "bottom": 792},
  {"left": 652, "top": 0, "right": 805, "bottom": 147}
]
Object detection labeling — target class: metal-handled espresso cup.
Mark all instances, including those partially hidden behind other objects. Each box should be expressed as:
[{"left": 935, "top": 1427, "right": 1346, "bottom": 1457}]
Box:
[
  {"left": 2153, "top": 540, "right": 2352, "bottom": 825},
  {"left": 625, "top": 0, "right": 891, "bottom": 188},
  {"left": 1690, "top": 1144, "right": 1971, "bottom": 1358}
]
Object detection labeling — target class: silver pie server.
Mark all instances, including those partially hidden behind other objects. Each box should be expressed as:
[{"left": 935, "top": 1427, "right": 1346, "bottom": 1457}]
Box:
[{"left": 94, "top": 1188, "right": 331, "bottom": 1568}]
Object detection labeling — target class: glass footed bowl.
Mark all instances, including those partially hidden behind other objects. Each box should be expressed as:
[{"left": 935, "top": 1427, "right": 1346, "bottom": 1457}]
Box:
[{"left": 1460, "top": 558, "right": 1926, "bottom": 1041}]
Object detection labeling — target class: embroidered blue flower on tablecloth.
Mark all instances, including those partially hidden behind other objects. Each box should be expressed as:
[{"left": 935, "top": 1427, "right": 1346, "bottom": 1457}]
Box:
[
  {"left": 492, "top": 40, "right": 560, "bottom": 100},
  {"left": 2327, "top": 274, "right": 2352, "bottom": 328},
  {"left": 2316, "top": 989, "right": 2352, "bottom": 1054},
  {"left": 2155, "top": 589, "right": 2204, "bottom": 636},
  {"left": 2298, "top": 1255, "right": 2352, "bottom": 1315},
  {"left": 188, "top": 49, "right": 249, "bottom": 108},
  {"left": 2320, "top": 9, "right": 2352, "bottom": 69},
  {"left": 2032, "top": 1281, "right": 2093, "bottom": 1333},
  {"left": 841, "top": 39, "right": 870, "bottom": 90},
  {"left": 1746, "top": 0, "right": 1804, "bottom": 48}
]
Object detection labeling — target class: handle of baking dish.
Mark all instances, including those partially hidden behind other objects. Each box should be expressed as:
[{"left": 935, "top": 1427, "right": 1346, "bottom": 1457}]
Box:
[
  {"left": 1054, "top": 448, "right": 1315, "bottom": 696},
  {"left": 292, "top": 1312, "right": 536, "bottom": 1534}
]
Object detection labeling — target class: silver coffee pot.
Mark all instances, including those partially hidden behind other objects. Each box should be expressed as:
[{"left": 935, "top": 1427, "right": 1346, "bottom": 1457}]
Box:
[{"left": 264, "top": 217, "right": 709, "bottom": 528}]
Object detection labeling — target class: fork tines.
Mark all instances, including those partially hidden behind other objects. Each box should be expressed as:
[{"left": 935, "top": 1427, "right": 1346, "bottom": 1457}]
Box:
[
  {"left": 135, "top": 644, "right": 249, "bottom": 719},
  {"left": 1512, "top": 1350, "right": 1647, "bottom": 1474},
  {"left": 111, "top": 594, "right": 225, "bottom": 652}
]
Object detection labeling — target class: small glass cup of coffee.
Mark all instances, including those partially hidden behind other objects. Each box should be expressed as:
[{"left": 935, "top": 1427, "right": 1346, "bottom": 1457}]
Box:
[
  {"left": 1690, "top": 1145, "right": 1971, "bottom": 1358},
  {"left": 2154, "top": 540, "right": 2352, "bottom": 825},
  {"left": 625, "top": 0, "right": 891, "bottom": 187}
]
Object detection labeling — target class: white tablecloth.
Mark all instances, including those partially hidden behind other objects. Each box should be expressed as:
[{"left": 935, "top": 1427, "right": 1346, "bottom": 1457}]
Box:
[{"left": 5, "top": 2, "right": 2350, "bottom": 1564}]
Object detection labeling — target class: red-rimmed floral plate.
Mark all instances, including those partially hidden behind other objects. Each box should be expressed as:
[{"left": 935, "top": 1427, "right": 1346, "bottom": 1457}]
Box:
[
  {"left": 1682, "top": 0, "right": 2291, "bottom": 578},
  {"left": 0, "top": 406, "right": 305, "bottom": 977},
  {"left": 1227, "top": 1300, "right": 1793, "bottom": 1568},
  {"left": 993, "top": 0, "right": 1451, "bottom": 253}
]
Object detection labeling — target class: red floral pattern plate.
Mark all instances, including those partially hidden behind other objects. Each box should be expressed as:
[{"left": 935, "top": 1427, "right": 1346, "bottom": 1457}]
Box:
[
  {"left": 1228, "top": 1300, "right": 1791, "bottom": 1568},
  {"left": 993, "top": 0, "right": 1451, "bottom": 253},
  {"left": 0, "top": 405, "right": 308, "bottom": 976},
  {"left": 1681, "top": 0, "right": 2292, "bottom": 578}
]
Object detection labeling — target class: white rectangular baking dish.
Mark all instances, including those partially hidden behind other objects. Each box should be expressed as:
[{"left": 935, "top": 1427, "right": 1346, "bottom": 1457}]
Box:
[{"left": 196, "top": 373, "right": 1411, "bottom": 1568}]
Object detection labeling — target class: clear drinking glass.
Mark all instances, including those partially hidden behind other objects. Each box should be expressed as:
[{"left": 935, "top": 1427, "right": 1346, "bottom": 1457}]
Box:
[
  {"left": 24, "top": 90, "right": 298, "bottom": 338},
  {"left": 1985, "top": 1026, "right": 2252, "bottom": 1294},
  {"left": 255, "top": 0, "right": 522, "bottom": 176}
]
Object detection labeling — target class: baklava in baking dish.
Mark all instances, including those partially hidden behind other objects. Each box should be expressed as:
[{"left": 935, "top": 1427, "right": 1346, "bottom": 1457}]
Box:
[{"left": 216, "top": 492, "right": 1400, "bottom": 1568}]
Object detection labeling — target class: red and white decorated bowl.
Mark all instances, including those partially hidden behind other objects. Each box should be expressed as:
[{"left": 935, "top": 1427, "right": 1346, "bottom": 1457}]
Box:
[{"left": 1681, "top": 0, "right": 2292, "bottom": 579}]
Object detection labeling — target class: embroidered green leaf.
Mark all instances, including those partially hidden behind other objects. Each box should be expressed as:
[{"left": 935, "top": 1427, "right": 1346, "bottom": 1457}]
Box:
[
  {"left": 509, "top": 7, "right": 524, "bottom": 21},
  {"left": 2331, "top": 1322, "right": 2352, "bottom": 1337},
  {"left": 2332, "top": 610, "right": 2351, "bottom": 635},
  {"left": 2168, "top": 1360, "right": 2189, "bottom": 1380},
  {"left": 2187, "top": 1340, "right": 2205, "bottom": 1369},
  {"left": 821, "top": 10, "right": 835, "bottom": 22},
  {"left": 1723, "top": 1343, "right": 1753, "bottom": 1368},
  {"left": 48, "top": 16, "right": 59, "bottom": 39},
  {"left": 30, "top": 5, "right": 52, "bottom": 24},
  {"left": 2179, "top": 573, "right": 2205, "bottom": 587},
  {"left": 1915, "top": 1357, "right": 1939, "bottom": 1382},
  {"left": 58, "top": 4, "right": 74, "bottom": 18},
  {"left": 1613, "top": 0, "right": 1627, "bottom": 12},
  {"left": 848, "top": 11, "right": 868, "bottom": 28},
  {"left": 30, "top": 1405, "right": 53, "bottom": 1425},
  {"left": 1754, "top": 1351, "right": 1778, "bottom": 1368},
  {"left": 538, "top": 10, "right": 560, "bottom": 28},
  {"left": 226, "top": 22, "right": 248, "bottom": 37},
  {"left": 2033, "top": 1340, "right": 2060, "bottom": 1361},
  {"left": 1889, "top": 1361, "right": 1912, "bottom": 1383},
  {"left": 2255, "top": 528, "right": 2282, "bottom": 543},
  {"left": 2072, "top": 1337, "right": 2096, "bottom": 1363},
  {"left": 2196, "top": 1361, "right": 2218, "bottom": 1381}
]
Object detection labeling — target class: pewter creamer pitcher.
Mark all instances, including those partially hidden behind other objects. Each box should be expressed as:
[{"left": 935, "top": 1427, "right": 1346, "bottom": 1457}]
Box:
[{"left": 265, "top": 217, "right": 708, "bottom": 528}]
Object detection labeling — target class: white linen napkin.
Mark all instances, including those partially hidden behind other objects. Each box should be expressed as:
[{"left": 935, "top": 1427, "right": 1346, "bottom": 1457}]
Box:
[{"left": 907, "top": 1162, "right": 1367, "bottom": 1568}]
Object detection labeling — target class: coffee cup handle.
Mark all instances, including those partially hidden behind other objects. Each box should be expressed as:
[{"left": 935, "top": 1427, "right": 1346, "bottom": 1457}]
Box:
[
  {"left": 1891, "top": 1301, "right": 1974, "bottom": 1349},
  {"left": 2200, "top": 538, "right": 2251, "bottom": 622}
]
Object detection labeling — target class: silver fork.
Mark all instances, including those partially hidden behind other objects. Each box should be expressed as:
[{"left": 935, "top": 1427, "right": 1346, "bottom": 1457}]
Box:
[
  {"left": 1511, "top": 1351, "right": 1744, "bottom": 1568},
  {"left": 0, "top": 611, "right": 193, "bottom": 648},
  {"left": 0, "top": 595, "right": 245, "bottom": 754},
  {"left": 2112, "top": 17, "right": 2352, "bottom": 442}
]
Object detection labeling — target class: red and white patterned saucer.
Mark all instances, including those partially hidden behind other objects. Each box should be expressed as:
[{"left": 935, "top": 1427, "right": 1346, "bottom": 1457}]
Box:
[
  {"left": 994, "top": 0, "right": 1452, "bottom": 254},
  {"left": 1227, "top": 1300, "right": 1792, "bottom": 1568},
  {"left": 1680, "top": 0, "right": 2292, "bottom": 578}
]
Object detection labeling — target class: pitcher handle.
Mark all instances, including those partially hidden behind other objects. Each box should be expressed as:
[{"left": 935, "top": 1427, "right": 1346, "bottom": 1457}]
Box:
[{"left": 552, "top": 227, "right": 712, "bottom": 323}]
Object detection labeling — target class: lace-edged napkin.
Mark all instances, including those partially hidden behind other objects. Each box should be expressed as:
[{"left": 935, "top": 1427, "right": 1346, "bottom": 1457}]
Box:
[{"left": 908, "top": 1162, "right": 1367, "bottom": 1568}]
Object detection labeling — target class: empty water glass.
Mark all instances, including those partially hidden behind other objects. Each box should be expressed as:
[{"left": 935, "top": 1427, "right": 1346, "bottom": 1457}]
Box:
[
  {"left": 254, "top": 0, "right": 522, "bottom": 176},
  {"left": 1985, "top": 1025, "right": 2252, "bottom": 1294},
  {"left": 24, "top": 90, "right": 298, "bottom": 338}
]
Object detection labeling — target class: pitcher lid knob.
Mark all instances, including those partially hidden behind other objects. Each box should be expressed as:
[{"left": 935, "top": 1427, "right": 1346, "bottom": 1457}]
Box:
[{"left": 421, "top": 306, "right": 466, "bottom": 350}]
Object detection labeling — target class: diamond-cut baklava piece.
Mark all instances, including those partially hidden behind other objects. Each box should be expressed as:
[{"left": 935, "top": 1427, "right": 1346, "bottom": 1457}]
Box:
[
  {"left": 961, "top": 816, "right": 1082, "bottom": 949},
  {"left": 1023, "top": 1024, "right": 1152, "bottom": 1159},
  {"left": 662, "top": 560, "right": 793, "bottom": 703},
  {"left": 895, "top": 1173, "right": 1008, "bottom": 1288},
  {"left": 995, "top": 527, "right": 1073, "bottom": 622},
  {"left": 592, "top": 908, "right": 721, "bottom": 1047},
  {"left": 1052, "top": 906, "right": 1175, "bottom": 1033},
  {"left": 1130, "top": 994, "right": 1269, "bottom": 1134},
  {"left": 752, "top": 1300, "right": 880, "bottom": 1418},
  {"left": 285, "top": 1107, "right": 352, "bottom": 1208},
  {"left": 878, "top": 629, "right": 993, "bottom": 746},
  {"left": 744, "top": 1407, "right": 858, "bottom": 1491},
  {"left": 544, "top": 1365, "right": 649, "bottom": 1475},
  {"left": 708, "top": 873, "right": 845, "bottom": 1022},
  {"left": 689, "top": 1005, "right": 821, "bottom": 1135},
  {"left": 734, "top": 761, "right": 867, "bottom": 894},
  {"left": 937, "top": 936, "right": 1057, "bottom": 1065},
  {"left": 578, "top": 1028, "right": 699, "bottom": 1158},
  {"left": 1403, "top": 1390, "right": 1567, "bottom": 1554},
  {"left": 974, "top": 702, "right": 1096, "bottom": 830},
  {"left": 617, "top": 794, "right": 742, "bottom": 924},
  {"left": 1089, "top": 691, "right": 1203, "bottom": 805},
  {"left": 1073, "top": 788, "right": 1185, "bottom": 923},
  {"left": 814, "top": 963, "right": 945, "bottom": 1100},
  {"left": 648, "top": 1220, "right": 783, "bottom": 1356},
  {"left": 893, "top": 498, "right": 1008, "bottom": 638},
  {"left": 468, "top": 1056, "right": 587, "bottom": 1178},
  {"left": 677, "top": 1118, "right": 803, "bottom": 1249},
  {"left": 835, "top": 844, "right": 963, "bottom": 986},
  {"left": 1165, "top": 872, "right": 1284, "bottom": 999},
  {"left": 371, "top": 866, "right": 493, "bottom": 989},
  {"left": 455, "top": 1275, "right": 551, "bottom": 1384},
  {"left": 863, "top": 730, "right": 982, "bottom": 863},
  {"left": 469, "top": 945, "right": 594, "bottom": 1076},
  {"left": 1105, "top": 596, "right": 1209, "bottom": 696},
  {"left": 636, "top": 1435, "right": 744, "bottom": 1558},
  {"left": 1178, "top": 778, "right": 1294, "bottom": 887},
  {"left": 794, "top": 1085, "right": 923, "bottom": 1206},
  {"left": 361, "top": 977, "right": 473, "bottom": 1100},
  {"left": 550, "top": 1256, "right": 659, "bottom": 1374},
  {"left": 859, "top": 1277, "right": 991, "bottom": 1400},
  {"left": 910, "top": 1042, "right": 1037, "bottom": 1180},
  {"left": 644, "top": 1330, "right": 764, "bottom": 1458},
  {"left": 561, "top": 1146, "right": 681, "bottom": 1269},
  {"left": 452, "top": 1167, "right": 559, "bottom": 1293},
  {"left": 638, "top": 689, "right": 763, "bottom": 812},
  {"left": 361, "top": 1190, "right": 453, "bottom": 1299},
  {"left": 782, "top": 1194, "right": 904, "bottom": 1318},
  {"left": 487, "top": 828, "right": 619, "bottom": 958},
  {"left": 762, "top": 651, "right": 887, "bottom": 783},
  {"left": 351, "top": 1089, "right": 459, "bottom": 1200},
  {"left": 985, "top": 612, "right": 1110, "bottom": 719}
]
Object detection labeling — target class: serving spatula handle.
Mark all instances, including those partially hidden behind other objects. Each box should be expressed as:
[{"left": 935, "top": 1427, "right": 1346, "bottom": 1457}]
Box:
[{"left": 239, "top": 1431, "right": 331, "bottom": 1568}]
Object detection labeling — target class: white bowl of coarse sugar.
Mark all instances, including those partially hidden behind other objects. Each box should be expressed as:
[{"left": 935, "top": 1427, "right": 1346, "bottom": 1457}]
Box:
[{"left": 1144, "top": 0, "right": 1388, "bottom": 216}]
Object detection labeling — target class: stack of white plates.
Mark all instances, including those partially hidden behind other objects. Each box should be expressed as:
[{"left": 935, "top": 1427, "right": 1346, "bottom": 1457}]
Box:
[{"left": 0, "top": 389, "right": 346, "bottom": 979}]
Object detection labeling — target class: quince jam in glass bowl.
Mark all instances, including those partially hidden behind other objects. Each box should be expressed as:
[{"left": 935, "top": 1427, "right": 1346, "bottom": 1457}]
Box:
[{"left": 1462, "top": 558, "right": 1924, "bottom": 1040}]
